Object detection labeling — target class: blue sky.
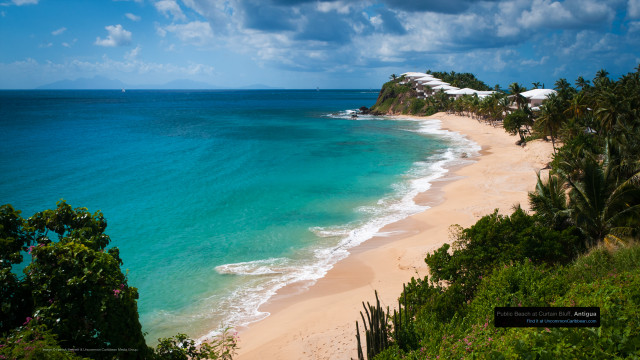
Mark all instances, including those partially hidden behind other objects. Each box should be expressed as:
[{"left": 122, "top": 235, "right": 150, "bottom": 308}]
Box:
[{"left": 1, "top": 0, "right": 639, "bottom": 89}]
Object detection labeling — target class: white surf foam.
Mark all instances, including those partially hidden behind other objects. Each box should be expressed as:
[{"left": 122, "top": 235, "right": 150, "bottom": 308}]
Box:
[{"left": 196, "top": 114, "right": 480, "bottom": 343}]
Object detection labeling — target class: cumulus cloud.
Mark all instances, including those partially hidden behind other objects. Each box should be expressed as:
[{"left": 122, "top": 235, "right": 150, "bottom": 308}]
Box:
[
  {"left": 52, "top": 27, "right": 66, "bottom": 36},
  {"left": 521, "top": 56, "right": 549, "bottom": 66},
  {"left": 381, "top": 0, "right": 477, "bottom": 14},
  {"left": 125, "top": 13, "right": 141, "bottom": 21},
  {"left": 10, "top": 0, "right": 38, "bottom": 5},
  {"left": 159, "top": 0, "right": 634, "bottom": 79},
  {"left": 61, "top": 39, "right": 77, "bottom": 48},
  {"left": 316, "top": 1, "right": 351, "bottom": 14},
  {"left": 372, "top": 8, "right": 406, "bottom": 35},
  {"left": 163, "top": 21, "right": 214, "bottom": 46},
  {"left": 125, "top": 45, "right": 141, "bottom": 60},
  {"left": 630, "top": 0, "right": 640, "bottom": 18},
  {"left": 154, "top": 0, "right": 186, "bottom": 21},
  {"left": 240, "top": 1, "right": 298, "bottom": 31},
  {"left": 518, "top": 0, "right": 615, "bottom": 30},
  {"left": 95, "top": 24, "right": 132, "bottom": 47}
]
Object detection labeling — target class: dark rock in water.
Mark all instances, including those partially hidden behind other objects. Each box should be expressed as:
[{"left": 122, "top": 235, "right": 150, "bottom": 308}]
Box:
[{"left": 359, "top": 106, "right": 370, "bottom": 114}]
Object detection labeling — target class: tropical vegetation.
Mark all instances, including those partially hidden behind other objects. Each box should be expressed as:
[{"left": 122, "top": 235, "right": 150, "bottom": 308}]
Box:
[
  {"left": 0, "top": 201, "right": 237, "bottom": 359},
  {"left": 355, "top": 66, "right": 640, "bottom": 359}
]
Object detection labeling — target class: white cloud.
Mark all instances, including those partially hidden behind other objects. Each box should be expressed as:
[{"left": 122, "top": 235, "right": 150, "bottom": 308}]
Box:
[
  {"left": 630, "top": 0, "right": 640, "bottom": 18},
  {"left": 52, "top": 27, "right": 66, "bottom": 36},
  {"left": 163, "top": 21, "right": 213, "bottom": 46},
  {"left": 95, "top": 24, "right": 132, "bottom": 47},
  {"left": 11, "top": 0, "right": 38, "bottom": 5},
  {"left": 0, "top": 56, "right": 217, "bottom": 88},
  {"left": 368, "top": 14, "right": 382, "bottom": 27},
  {"left": 154, "top": 0, "right": 186, "bottom": 21},
  {"left": 317, "top": 1, "right": 351, "bottom": 14},
  {"left": 521, "top": 56, "right": 549, "bottom": 66},
  {"left": 125, "top": 45, "right": 141, "bottom": 60},
  {"left": 38, "top": 42, "right": 53, "bottom": 48},
  {"left": 518, "top": 0, "right": 614, "bottom": 29},
  {"left": 519, "top": 0, "right": 575, "bottom": 29},
  {"left": 125, "top": 13, "right": 141, "bottom": 21},
  {"left": 62, "top": 39, "right": 77, "bottom": 48},
  {"left": 553, "top": 64, "right": 567, "bottom": 77}
]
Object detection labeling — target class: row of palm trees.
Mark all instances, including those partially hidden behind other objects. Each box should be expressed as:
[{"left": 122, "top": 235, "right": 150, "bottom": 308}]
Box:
[
  {"left": 529, "top": 67, "right": 640, "bottom": 247},
  {"left": 429, "top": 66, "right": 640, "bottom": 247}
]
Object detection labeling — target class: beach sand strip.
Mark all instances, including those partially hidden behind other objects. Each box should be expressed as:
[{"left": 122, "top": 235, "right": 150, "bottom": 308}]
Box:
[{"left": 235, "top": 112, "right": 554, "bottom": 359}]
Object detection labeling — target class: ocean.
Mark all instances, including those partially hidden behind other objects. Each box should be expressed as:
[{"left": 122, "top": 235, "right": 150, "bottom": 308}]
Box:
[{"left": 0, "top": 89, "right": 479, "bottom": 342}]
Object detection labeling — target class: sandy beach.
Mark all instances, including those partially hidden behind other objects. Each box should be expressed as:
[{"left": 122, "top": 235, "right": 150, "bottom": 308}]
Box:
[{"left": 235, "top": 112, "right": 554, "bottom": 360}]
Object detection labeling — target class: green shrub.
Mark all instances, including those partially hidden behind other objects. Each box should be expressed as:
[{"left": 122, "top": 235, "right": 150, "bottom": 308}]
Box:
[
  {"left": 425, "top": 208, "right": 580, "bottom": 302},
  {"left": 376, "top": 245, "right": 640, "bottom": 360}
]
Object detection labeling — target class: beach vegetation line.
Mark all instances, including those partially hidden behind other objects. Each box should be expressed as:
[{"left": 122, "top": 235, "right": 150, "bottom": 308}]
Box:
[{"left": 354, "top": 65, "right": 640, "bottom": 359}]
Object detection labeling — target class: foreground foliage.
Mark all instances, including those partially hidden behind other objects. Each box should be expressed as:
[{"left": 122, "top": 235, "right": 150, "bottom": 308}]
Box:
[
  {"left": 0, "top": 202, "right": 237, "bottom": 359},
  {"left": 374, "top": 244, "right": 640, "bottom": 359},
  {"left": 356, "top": 66, "right": 640, "bottom": 359}
]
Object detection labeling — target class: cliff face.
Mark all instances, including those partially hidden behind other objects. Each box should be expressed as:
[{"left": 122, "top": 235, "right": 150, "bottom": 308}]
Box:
[{"left": 368, "top": 80, "right": 437, "bottom": 116}]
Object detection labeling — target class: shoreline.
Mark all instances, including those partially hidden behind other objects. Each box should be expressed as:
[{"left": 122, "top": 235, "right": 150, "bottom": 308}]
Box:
[{"left": 235, "top": 112, "right": 554, "bottom": 359}]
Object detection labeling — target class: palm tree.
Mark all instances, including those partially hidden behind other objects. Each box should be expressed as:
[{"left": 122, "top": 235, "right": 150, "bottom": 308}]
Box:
[
  {"left": 508, "top": 82, "right": 527, "bottom": 110},
  {"left": 563, "top": 147, "right": 640, "bottom": 247},
  {"left": 503, "top": 109, "right": 530, "bottom": 143},
  {"left": 594, "top": 69, "right": 611, "bottom": 88},
  {"left": 536, "top": 93, "right": 565, "bottom": 152},
  {"left": 498, "top": 95, "right": 511, "bottom": 121},
  {"left": 532, "top": 82, "right": 542, "bottom": 89},
  {"left": 554, "top": 78, "right": 574, "bottom": 99},
  {"left": 565, "top": 91, "right": 589, "bottom": 120},
  {"left": 575, "top": 76, "right": 590, "bottom": 90},
  {"left": 528, "top": 172, "right": 570, "bottom": 229},
  {"left": 390, "top": 74, "right": 398, "bottom": 81},
  {"left": 595, "top": 90, "right": 626, "bottom": 134},
  {"left": 595, "top": 68, "right": 609, "bottom": 80}
]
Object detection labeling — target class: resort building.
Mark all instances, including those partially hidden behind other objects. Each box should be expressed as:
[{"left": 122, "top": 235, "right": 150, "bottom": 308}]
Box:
[
  {"left": 400, "top": 72, "right": 495, "bottom": 100},
  {"left": 518, "top": 88, "right": 557, "bottom": 107}
]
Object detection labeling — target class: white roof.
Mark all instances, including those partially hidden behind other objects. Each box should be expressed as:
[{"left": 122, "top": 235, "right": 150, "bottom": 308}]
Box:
[
  {"left": 519, "top": 88, "right": 557, "bottom": 100},
  {"left": 424, "top": 80, "right": 449, "bottom": 87},
  {"left": 446, "top": 88, "right": 479, "bottom": 95},
  {"left": 401, "top": 72, "right": 430, "bottom": 79},
  {"left": 432, "top": 85, "right": 458, "bottom": 90},
  {"left": 416, "top": 76, "right": 438, "bottom": 82}
]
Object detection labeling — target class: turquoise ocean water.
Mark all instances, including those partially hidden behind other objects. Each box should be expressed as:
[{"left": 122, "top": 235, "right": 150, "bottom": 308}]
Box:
[{"left": 0, "top": 90, "right": 478, "bottom": 342}]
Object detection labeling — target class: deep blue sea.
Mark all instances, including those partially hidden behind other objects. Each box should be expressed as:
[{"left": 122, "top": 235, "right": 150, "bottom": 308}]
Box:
[{"left": 0, "top": 90, "right": 478, "bottom": 342}]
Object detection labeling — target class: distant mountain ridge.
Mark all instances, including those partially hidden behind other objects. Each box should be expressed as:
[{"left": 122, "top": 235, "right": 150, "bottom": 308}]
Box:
[
  {"left": 37, "top": 76, "right": 128, "bottom": 90},
  {"left": 36, "top": 76, "right": 281, "bottom": 90}
]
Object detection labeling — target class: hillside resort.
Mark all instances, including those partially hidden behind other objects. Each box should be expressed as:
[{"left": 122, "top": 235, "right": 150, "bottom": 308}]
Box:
[{"left": 399, "top": 71, "right": 557, "bottom": 109}]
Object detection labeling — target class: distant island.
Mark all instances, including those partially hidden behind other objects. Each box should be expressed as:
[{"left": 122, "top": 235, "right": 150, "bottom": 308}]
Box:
[{"left": 35, "top": 75, "right": 282, "bottom": 90}]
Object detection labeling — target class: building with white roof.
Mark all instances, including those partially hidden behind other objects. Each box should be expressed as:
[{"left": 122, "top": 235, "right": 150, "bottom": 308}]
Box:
[
  {"left": 432, "top": 85, "right": 458, "bottom": 91},
  {"left": 444, "top": 88, "right": 496, "bottom": 99},
  {"left": 397, "top": 70, "right": 495, "bottom": 100},
  {"left": 518, "top": 89, "right": 557, "bottom": 106}
]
